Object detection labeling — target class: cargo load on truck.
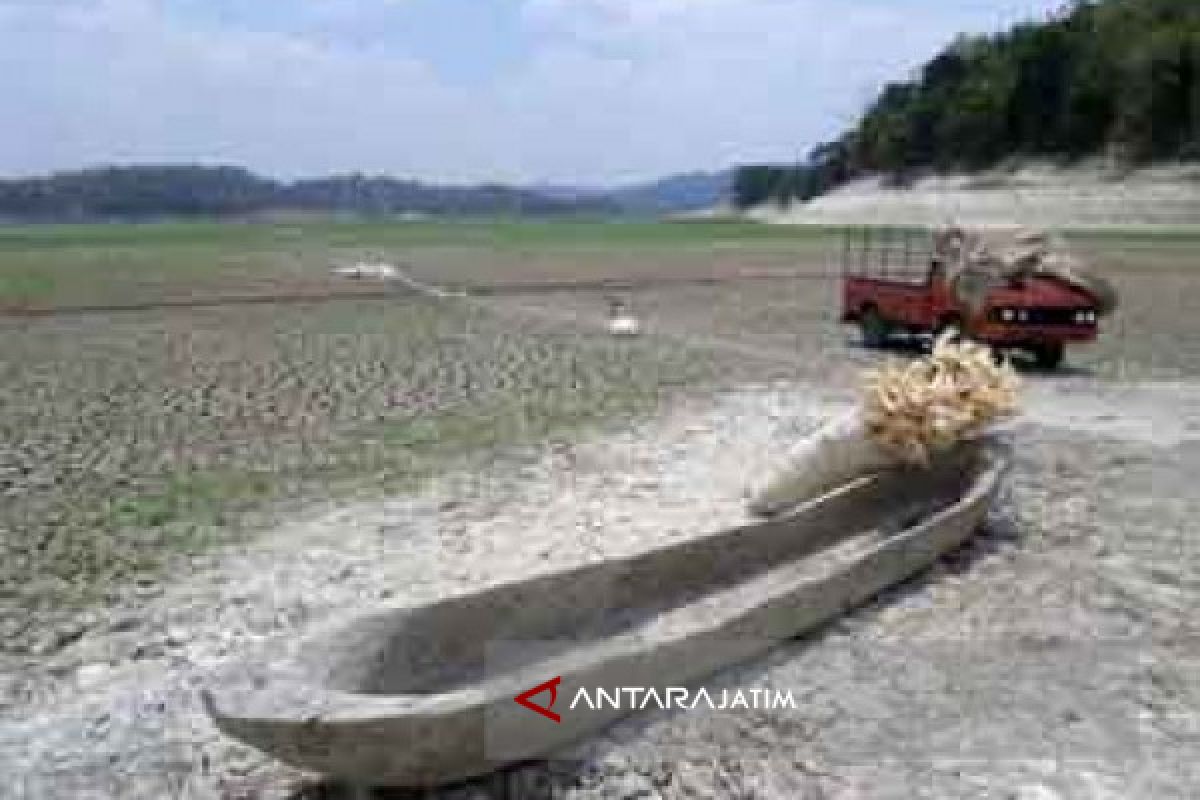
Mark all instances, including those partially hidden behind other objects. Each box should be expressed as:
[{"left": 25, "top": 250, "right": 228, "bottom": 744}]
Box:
[{"left": 933, "top": 226, "right": 1119, "bottom": 318}]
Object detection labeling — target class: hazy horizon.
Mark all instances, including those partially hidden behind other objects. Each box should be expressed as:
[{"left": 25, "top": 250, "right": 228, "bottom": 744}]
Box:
[
  {"left": 2, "top": 0, "right": 1061, "bottom": 185},
  {"left": 0, "top": 160, "right": 730, "bottom": 192}
]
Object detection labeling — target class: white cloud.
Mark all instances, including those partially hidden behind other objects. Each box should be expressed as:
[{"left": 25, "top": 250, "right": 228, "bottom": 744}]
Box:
[
  {"left": 503, "top": 0, "right": 1061, "bottom": 181},
  {"left": 0, "top": 0, "right": 485, "bottom": 178},
  {"left": 0, "top": 0, "right": 1063, "bottom": 183}
]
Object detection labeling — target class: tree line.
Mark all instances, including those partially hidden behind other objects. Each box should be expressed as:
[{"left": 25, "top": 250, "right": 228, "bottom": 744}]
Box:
[
  {"left": 0, "top": 166, "right": 613, "bottom": 221},
  {"left": 734, "top": 0, "right": 1200, "bottom": 209}
]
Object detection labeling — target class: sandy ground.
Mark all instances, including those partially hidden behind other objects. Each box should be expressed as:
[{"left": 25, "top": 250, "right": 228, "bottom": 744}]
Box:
[
  {"left": 753, "top": 164, "right": 1200, "bottom": 228},
  {"left": 2, "top": 327, "right": 1198, "bottom": 800}
]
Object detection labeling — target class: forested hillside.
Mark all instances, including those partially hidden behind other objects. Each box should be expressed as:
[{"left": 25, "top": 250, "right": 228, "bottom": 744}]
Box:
[
  {"left": 0, "top": 166, "right": 612, "bottom": 221},
  {"left": 735, "top": 0, "right": 1200, "bottom": 208}
]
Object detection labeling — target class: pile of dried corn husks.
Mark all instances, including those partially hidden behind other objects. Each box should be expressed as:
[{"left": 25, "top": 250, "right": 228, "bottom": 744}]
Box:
[
  {"left": 748, "top": 335, "right": 1019, "bottom": 517},
  {"left": 863, "top": 335, "right": 1019, "bottom": 466}
]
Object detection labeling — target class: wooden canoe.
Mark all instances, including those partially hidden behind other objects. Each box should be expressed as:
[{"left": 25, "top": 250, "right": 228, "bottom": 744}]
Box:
[{"left": 204, "top": 444, "right": 1007, "bottom": 787}]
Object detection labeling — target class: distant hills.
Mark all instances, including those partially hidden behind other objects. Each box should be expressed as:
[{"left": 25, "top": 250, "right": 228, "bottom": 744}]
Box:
[
  {"left": 541, "top": 171, "right": 732, "bottom": 215},
  {"left": 734, "top": 0, "right": 1200, "bottom": 209},
  {"left": 0, "top": 166, "right": 610, "bottom": 221},
  {"left": 0, "top": 165, "right": 730, "bottom": 222}
]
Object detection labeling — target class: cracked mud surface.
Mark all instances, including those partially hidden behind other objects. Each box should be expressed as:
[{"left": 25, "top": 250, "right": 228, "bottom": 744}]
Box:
[
  {"left": 3, "top": 370, "right": 1197, "bottom": 799},
  {"left": 4, "top": 238, "right": 1200, "bottom": 798}
]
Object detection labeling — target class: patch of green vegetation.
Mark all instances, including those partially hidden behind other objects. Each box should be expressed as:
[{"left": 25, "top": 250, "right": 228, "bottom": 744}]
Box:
[
  {"left": 3, "top": 217, "right": 1192, "bottom": 313},
  {"left": 0, "top": 220, "right": 282, "bottom": 250},
  {"left": 0, "top": 268, "right": 57, "bottom": 304},
  {"left": 0, "top": 216, "right": 835, "bottom": 251},
  {"left": 0, "top": 218, "right": 844, "bottom": 307}
]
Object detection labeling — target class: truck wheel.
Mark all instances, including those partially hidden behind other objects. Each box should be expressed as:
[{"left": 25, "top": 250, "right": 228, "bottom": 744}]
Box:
[
  {"left": 1031, "top": 343, "right": 1064, "bottom": 370},
  {"left": 860, "top": 307, "right": 889, "bottom": 348}
]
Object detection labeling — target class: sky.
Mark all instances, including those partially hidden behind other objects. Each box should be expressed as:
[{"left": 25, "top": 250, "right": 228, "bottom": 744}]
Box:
[{"left": 0, "top": 0, "right": 1064, "bottom": 186}]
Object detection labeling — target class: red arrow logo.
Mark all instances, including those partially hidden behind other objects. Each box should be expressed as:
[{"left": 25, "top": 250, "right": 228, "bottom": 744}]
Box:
[{"left": 515, "top": 676, "right": 562, "bottom": 723}]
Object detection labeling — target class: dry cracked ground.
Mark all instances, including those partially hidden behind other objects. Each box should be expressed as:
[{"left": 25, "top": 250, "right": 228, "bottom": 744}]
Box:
[{"left": 2, "top": 251, "right": 1199, "bottom": 799}]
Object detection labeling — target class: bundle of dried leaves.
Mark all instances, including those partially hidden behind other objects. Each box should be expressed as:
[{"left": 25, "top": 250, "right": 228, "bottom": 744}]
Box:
[{"left": 863, "top": 334, "right": 1020, "bottom": 465}]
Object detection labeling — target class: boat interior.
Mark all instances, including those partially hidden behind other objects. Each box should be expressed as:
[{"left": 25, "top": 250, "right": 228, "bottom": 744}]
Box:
[{"left": 296, "top": 446, "right": 992, "bottom": 697}]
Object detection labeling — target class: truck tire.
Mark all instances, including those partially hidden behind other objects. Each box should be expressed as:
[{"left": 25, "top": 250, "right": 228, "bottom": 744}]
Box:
[
  {"left": 860, "top": 307, "right": 889, "bottom": 348},
  {"left": 1031, "top": 342, "right": 1064, "bottom": 370}
]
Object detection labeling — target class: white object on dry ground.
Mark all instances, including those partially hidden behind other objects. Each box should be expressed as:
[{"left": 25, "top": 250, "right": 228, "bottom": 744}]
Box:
[
  {"left": 330, "top": 262, "right": 398, "bottom": 280},
  {"left": 749, "top": 335, "right": 1020, "bottom": 516},
  {"left": 606, "top": 299, "right": 641, "bottom": 337},
  {"left": 607, "top": 313, "right": 641, "bottom": 337},
  {"left": 747, "top": 411, "right": 889, "bottom": 517}
]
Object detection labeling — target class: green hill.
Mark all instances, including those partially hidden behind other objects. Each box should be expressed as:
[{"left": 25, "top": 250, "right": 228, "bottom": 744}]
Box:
[
  {"left": 0, "top": 166, "right": 613, "bottom": 221},
  {"left": 735, "top": 0, "right": 1200, "bottom": 209}
]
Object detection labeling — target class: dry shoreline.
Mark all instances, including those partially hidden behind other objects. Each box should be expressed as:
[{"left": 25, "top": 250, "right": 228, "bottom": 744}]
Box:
[{"left": 751, "top": 164, "right": 1200, "bottom": 229}]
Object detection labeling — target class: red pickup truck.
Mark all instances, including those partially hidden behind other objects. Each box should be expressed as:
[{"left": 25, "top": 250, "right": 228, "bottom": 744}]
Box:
[{"left": 840, "top": 230, "right": 1100, "bottom": 368}]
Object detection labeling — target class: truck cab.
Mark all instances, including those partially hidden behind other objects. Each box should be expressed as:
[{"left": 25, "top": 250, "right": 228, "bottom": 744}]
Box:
[{"left": 840, "top": 228, "right": 1100, "bottom": 369}]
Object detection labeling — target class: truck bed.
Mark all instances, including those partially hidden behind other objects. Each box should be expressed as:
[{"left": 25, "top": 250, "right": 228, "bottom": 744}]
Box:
[{"left": 842, "top": 274, "right": 938, "bottom": 331}]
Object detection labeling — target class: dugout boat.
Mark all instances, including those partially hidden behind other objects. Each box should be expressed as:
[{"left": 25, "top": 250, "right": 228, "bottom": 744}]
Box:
[{"left": 204, "top": 443, "right": 1007, "bottom": 787}]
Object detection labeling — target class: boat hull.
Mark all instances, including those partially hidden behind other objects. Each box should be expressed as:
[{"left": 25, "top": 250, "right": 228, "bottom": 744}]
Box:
[{"left": 205, "top": 445, "right": 1007, "bottom": 786}]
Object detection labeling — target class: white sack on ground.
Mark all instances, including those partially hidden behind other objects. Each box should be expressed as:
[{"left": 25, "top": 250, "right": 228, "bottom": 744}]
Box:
[
  {"left": 749, "top": 336, "right": 1019, "bottom": 517},
  {"left": 747, "top": 411, "right": 892, "bottom": 517}
]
